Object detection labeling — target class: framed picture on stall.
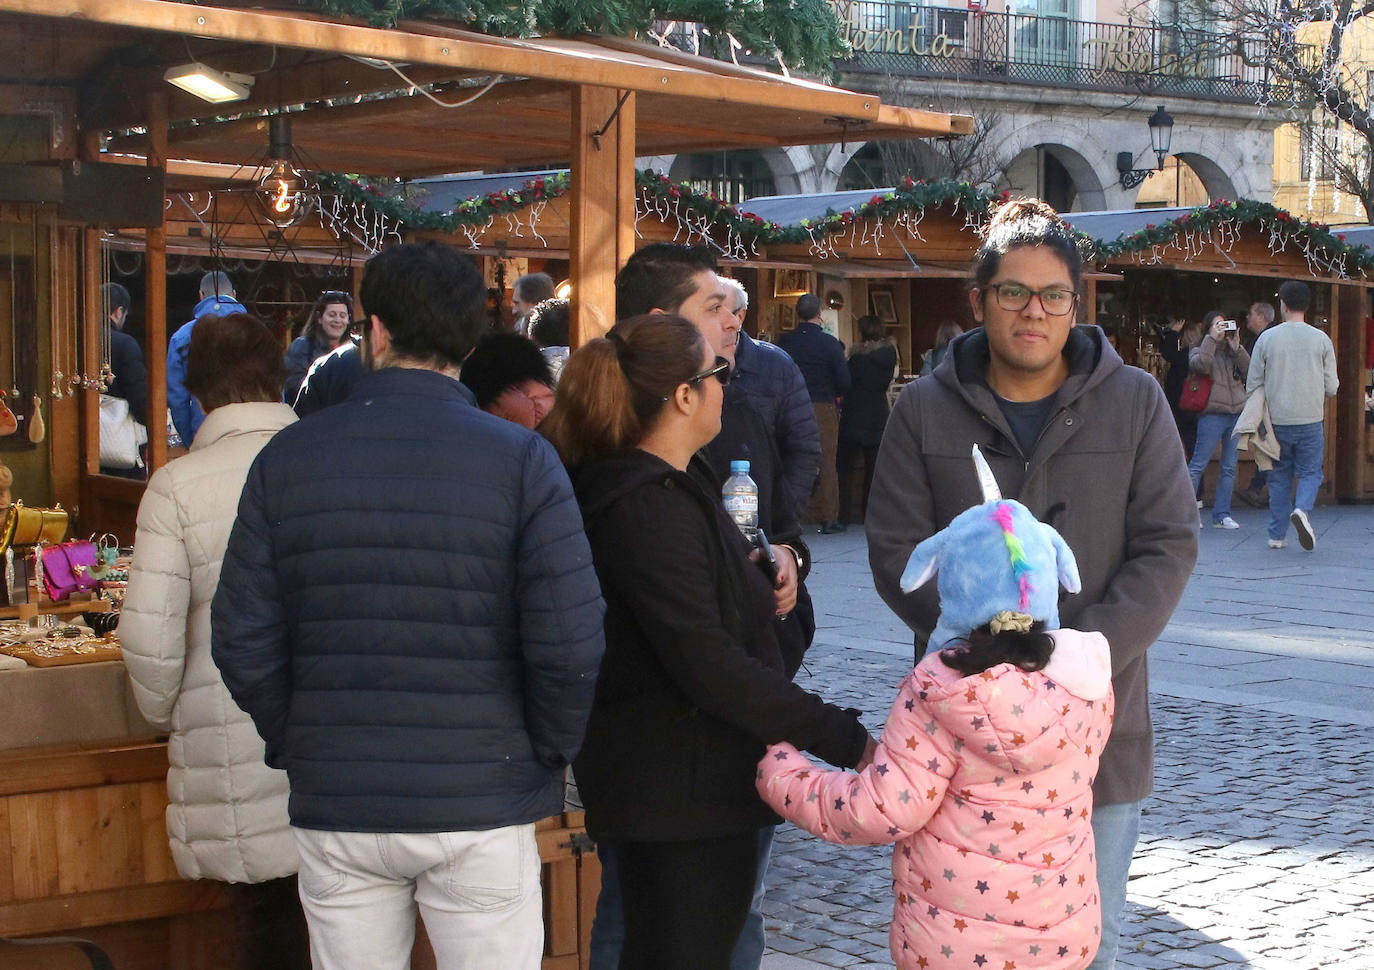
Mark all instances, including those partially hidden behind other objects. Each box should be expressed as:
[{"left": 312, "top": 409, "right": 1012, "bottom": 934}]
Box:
[
  {"left": 774, "top": 269, "right": 810, "bottom": 297},
  {"left": 870, "top": 288, "right": 898, "bottom": 324}
]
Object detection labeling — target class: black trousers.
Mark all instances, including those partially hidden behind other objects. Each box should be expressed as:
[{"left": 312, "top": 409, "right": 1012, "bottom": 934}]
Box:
[
  {"left": 837, "top": 440, "right": 879, "bottom": 525},
  {"left": 616, "top": 832, "right": 759, "bottom": 970},
  {"left": 232, "top": 875, "right": 311, "bottom": 970}
]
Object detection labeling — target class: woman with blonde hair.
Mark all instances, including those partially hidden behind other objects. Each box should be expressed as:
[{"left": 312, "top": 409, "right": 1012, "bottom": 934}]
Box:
[{"left": 543, "top": 313, "right": 871, "bottom": 970}]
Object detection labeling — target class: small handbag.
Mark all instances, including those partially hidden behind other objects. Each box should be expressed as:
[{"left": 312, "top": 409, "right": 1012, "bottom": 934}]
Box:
[
  {"left": 37, "top": 539, "right": 100, "bottom": 602},
  {"left": 99, "top": 394, "right": 148, "bottom": 470},
  {"left": 1178, "top": 374, "right": 1213, "bottom": 413},
  {"left": 6, "top": 502, "right": 70, "bottom": 549}
]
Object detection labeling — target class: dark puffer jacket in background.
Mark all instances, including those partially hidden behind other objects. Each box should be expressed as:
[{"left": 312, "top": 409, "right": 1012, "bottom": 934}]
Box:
[
  {"left": 730, "top": 333, "right": 821, "bottom": 520},
  {"left": 212, "top": 367, "right": 606, "bottom": 833}
]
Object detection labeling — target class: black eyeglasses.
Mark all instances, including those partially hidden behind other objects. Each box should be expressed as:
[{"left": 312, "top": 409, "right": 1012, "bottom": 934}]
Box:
[
  {"left": 687, "top": 356, "right": 731, "bottom": 387},
  {"left": 319, "top": 290, "right": 352, "bottom": 303},
  {"left": 986, "top": 283, "right": 1077, "bottom": 316}
]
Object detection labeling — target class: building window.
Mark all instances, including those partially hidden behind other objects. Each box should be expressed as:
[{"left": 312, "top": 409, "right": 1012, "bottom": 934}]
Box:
[
  {"left": 1299, "top": 124, "right": 1338, "bottom": 181},
  {"left": 668, "top": 150, "right": 777, "bottom": 205}
]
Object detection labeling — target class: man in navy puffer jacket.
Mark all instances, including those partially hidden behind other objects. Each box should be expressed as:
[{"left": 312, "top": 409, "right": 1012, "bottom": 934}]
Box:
[{"left": 212, "top": 242, "right": 606, "bottom": 970}]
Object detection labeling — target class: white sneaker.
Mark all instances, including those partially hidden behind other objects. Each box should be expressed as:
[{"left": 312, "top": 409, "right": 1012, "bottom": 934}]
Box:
[
  {"left": 1213, "top": 516, "right": 1240, "bottom": 530},
  {"left": 1291, "top": 509, "right": 1315, "bottom": 550},
  {"left": 1196, "top": 499, "right": 1203, "bottom": 509},
  {"left": 1267, "top": 538, "right": 1285, "bottom": 549}
]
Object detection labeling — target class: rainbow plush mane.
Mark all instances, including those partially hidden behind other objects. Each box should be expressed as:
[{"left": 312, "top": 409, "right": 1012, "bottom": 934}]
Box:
[{"left": 990, "top": 503, "right": 1034, "bottom": 612}]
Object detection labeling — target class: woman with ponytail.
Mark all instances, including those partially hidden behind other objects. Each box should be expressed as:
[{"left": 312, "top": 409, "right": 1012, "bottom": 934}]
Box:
[{"left": 544, "top": 314, "right": 872, "bottom": 970}]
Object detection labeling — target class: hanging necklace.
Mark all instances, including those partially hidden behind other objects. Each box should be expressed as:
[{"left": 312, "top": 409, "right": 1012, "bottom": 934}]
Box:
[
  {"left": 42, "top": 212, "right": 62, "bottom": 401},
  {"left": 99, "top": 237, "right": 113, "bottom": 392},
  {"left": 9, "top": 223, "right": 18, "bottom": 400}
]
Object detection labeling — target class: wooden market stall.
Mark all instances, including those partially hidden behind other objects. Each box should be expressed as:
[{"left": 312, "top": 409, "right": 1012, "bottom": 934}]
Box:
[
  {"left": 0, "top": 1, "right": 972, "bottom": 966},
  {"left": 1065, "top": 204, "right": 1374, "bottom": 504}
]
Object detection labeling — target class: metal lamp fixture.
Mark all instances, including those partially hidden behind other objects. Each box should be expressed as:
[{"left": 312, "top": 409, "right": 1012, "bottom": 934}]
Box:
[
  {"left": 1116, "top": 105, "right": 1176, "bottom": 189},
  {"left": 255, "top": 116, "right": 313, "bottom": 229},
  {"left": 164, "top": 62, "right": 254, "bottom": 104}
]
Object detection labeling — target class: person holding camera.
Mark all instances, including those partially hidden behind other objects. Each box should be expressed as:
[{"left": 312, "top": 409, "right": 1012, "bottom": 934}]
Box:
[{"left": 1188, "top": 311, "right": 1250, "bottom": 529}]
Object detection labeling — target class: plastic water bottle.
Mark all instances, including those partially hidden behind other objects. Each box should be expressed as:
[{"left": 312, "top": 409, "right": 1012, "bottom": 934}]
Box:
[{"left": 723, "top": 460, "right": 760, "bottom": 542}]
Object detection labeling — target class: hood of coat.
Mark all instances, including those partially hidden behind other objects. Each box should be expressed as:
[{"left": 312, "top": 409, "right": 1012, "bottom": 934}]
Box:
[
  {"left": 912, "top": 629, "right": 1111, "bottom": 771},
  {"left": 572, "top": 449, "right": 708, "bottom": 530},
  {"left": 190, "top": 402, "right": 298, "bottom": 452},
  {"left": 191, "top": 293, "right": 247, "bottom": 321},
  {"left": 939, "top": 324, "right": 1122, "bottom": 413}
]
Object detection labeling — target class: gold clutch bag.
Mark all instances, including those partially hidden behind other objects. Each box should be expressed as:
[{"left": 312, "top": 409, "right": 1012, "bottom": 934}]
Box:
[{"left": 5, "top": 502, "right": 69, "bottom": 549}]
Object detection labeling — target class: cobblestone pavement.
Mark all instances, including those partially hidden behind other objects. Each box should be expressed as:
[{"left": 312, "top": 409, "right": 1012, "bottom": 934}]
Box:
[{"left": 763, "top": 642, "right": 1374, "bottom": 970}]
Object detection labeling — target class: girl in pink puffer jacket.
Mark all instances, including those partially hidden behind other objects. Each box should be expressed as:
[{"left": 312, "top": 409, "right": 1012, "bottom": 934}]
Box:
[{"left": 757, "top": 494, "right": 1114, "bottom": 970}]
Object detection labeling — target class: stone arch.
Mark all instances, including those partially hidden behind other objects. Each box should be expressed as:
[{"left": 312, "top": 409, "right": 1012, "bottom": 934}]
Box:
[
  {"left": 756, "top": 144, "right": 870, "bottom": 196},
  {"left": 1172, "top": 151, "right": 1240, "bottom": 202},
  {"left": 837, "top": 139, "right": 948, "bottom": 189},
  {"left": 996, "top": 119, "right": 1113, "bottom": 211}
]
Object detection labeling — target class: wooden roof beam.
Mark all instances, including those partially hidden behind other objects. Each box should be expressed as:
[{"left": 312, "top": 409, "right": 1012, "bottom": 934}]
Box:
[{"left": 0, "top": 0, "right": 891, "bottom": 123}]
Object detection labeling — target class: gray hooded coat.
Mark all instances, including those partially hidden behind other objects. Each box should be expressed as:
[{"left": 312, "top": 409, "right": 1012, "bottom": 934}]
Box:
[{"left": 865, "top": 325, "right": 1197, "bottom": 806}]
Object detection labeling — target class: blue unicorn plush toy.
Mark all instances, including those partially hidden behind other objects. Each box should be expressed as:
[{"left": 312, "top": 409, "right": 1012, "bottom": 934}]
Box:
[{"left": 900, "top": 446, "right": 1081, "bottom": 653}]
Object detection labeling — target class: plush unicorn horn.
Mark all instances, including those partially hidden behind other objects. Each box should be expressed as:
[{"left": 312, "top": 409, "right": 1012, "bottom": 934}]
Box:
[{"left": 900, "top": 445, "right": 1080, "bottom": 653}]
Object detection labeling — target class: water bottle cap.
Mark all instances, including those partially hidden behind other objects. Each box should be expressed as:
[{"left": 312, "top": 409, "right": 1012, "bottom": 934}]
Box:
[{"left": 730, "top": 460, "right": 750, "bottom": 474}]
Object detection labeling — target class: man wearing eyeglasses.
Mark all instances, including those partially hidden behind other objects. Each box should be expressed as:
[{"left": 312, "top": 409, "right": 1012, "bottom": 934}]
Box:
[{"left": 867, "top": 216, "right": 1197, "bottom": 970}]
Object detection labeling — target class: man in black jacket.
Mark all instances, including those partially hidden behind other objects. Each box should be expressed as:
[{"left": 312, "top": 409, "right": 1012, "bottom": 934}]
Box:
[
  {"left": 212, "top": 242, "right": 606, "bottom": 970},
  {"left": 99, "top": 282, "right": 149, "bottom": 477},
  {"left": 777, "top": 294, "right": 851, "bottom": 533}
]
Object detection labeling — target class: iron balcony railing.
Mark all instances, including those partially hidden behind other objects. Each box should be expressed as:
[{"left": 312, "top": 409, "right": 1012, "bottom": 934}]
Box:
[{"left": 829, "top": 5, "right": 1274, "bottom": 103}]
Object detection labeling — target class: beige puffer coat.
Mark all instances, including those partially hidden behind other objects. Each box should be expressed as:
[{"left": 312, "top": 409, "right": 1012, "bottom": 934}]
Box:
[
  {"left": 1188, "top": 333, "right": 1250, "bottom": 416},
  {"left": 121, "top": 402, "right": 298, "bottom": 884}
]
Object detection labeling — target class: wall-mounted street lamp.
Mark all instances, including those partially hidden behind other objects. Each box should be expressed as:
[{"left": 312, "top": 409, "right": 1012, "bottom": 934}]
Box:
[{"left": 1116, "top": 105, "right": 1175, "bottom": 189}]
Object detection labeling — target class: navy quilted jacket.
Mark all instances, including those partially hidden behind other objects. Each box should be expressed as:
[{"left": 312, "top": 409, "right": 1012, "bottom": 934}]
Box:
[
  {"left": 731, "top": 334, "right": 821, "bottom": 520},
  {"left": 212, "top": 367, "right": 606, "bottom": 833}
]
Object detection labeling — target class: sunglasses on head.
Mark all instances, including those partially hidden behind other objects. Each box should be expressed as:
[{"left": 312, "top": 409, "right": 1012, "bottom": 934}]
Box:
[{"left": 687, "top": 356, "right": 731, "bottom": 387}]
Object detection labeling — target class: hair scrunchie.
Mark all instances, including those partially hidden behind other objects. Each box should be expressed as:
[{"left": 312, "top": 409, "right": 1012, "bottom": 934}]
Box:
[{"left": 988, "top": 610, "right": 1034, "bottom": 635}]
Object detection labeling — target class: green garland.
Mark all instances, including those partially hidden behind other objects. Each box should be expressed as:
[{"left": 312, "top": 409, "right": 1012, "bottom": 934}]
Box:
[
  {"left": 291, "top": 0, "right": 847, "bottom": 75},
  {"left": 320, "top": 173, "right": 1374, "bottom": 278},
  {"left": 635, "top": 170, "right": 1002, "bottom": 246},
  {"left": 319, "top": 171, "right": 571, "bottom": 232},
  {"left": 1092, "top": 198, "right": 1374, "bottom": 275}
]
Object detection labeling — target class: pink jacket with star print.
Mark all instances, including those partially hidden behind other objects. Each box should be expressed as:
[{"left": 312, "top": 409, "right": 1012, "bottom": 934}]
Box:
[{"left": 757, "top": 629, "right": 1114, "bottom": 970}]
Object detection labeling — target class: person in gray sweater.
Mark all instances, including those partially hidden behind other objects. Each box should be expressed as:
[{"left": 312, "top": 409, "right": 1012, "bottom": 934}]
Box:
[
  {"left": 866, "top": 199, "right": 1197, "bottom": 970},
  {"left": 1245, "top": 280, "right": 1338, "bottom": 550}
]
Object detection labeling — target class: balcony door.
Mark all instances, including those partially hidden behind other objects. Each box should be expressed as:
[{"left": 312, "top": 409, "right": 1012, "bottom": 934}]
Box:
[{"left": 1013, "top": 0, "right": 1076, "bottom": 69}]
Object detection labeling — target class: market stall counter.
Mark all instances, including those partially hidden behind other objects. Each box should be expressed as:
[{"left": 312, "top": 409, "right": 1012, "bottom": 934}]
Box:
[{"left": 0, "top": 641, "right": 601, "bottom": 969}]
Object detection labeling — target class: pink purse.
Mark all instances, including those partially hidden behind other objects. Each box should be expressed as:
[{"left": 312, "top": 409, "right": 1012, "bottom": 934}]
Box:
[{"left": 37, "top": 540, "right": 100, "bottom": 602}]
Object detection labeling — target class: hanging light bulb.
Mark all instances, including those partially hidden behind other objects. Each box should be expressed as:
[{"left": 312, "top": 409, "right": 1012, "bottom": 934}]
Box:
[
  {"left": 256, "top": 116, "right": 313, "bottom": 229},
  {"left": 258, "top": 158, "right": 309, "bottom": 228}
]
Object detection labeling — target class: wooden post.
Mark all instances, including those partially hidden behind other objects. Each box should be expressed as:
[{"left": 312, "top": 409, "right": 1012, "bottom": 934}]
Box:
[
  {"left": 144, "top": 93, "right": 169, "bottom": 473},
  {"left": 569, "top": 86, "right": 635, "bottom": 349}
]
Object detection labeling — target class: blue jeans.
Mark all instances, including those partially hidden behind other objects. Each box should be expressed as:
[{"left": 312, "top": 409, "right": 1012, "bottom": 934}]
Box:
[
  {"left": 1188, "top": 412, "right": 1240, "bottom": 522},
  {"left": 588, "top": 845, "right": 623, "bottom": 970},
  {"left": 1268, "top": 422, "right": 1325, "bottom": 541},
  {"left": 1087, "top": 800, "right": 1141, "bottom": 970},
  {"left": 729, "top": 827, "right": 776, "bottom": 970},
  {"left": 589, "top": 829, "right": 775, "bottom": 970}
]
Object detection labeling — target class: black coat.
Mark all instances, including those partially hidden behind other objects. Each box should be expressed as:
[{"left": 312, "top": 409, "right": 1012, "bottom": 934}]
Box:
[
  {"left": 838, "top": 342, "right": 896, "bottom": 448},
  {"left": 108, "top": 328, "right": 148, "bottom": 427},
  {"left": 570, "top": 450, "right": 868, "bottom": 843},
  {"left": 212, "top": 367, "right": 606, "bottom": 833},
  {"left": 292, "top": 340, "right": 364, "bottom": 416},
  {"left": 703, "top": 384, "right": 814, "bottom": 675}
]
